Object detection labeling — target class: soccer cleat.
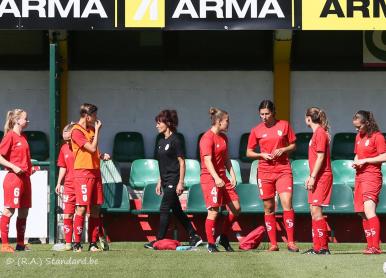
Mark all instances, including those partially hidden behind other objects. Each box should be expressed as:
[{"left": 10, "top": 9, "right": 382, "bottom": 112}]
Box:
[
  {"left": 1, "top": 244, "right": 15, "bottom": 253},
  {"left": 267, "top": 244, "right": 279, "bottom": 252},
  {"left": 363, "top": 247, "right": 382, "bottom": 255},
  {"left": 73, "top": 243, "right": 83, "bottom": 253},
  {"left": 189, "top": 234, "right": 203, "bottom": 247},
  {"left": 207, "top": 243, "right": 220, "bottom": 253},
  {"left": 88, "top": 242, "right": 102, "bottom": 252},
  {"left": 99, "top": 236, "right": 110, "bottom": 251},
  {"left": 302, "top": 248, "right": 318, "bottom": 255},
  {"left": 317, "top": 249, "right": 331, "bottom": 255},
  {"left": 217, "top": 234, "right": 234, "bottom": 252},
  {"left": 144, "top": 240, "right": 156, "bottom": 249},
  {"left": 287, "top": 242, "right": 300, "bottom": 252},
  {"left": 15, "top": 244, "right": 31, "bottom": 251}
]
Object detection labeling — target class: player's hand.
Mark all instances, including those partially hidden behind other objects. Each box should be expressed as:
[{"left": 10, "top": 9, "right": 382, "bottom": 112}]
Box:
[
  {"left": 155, "top": 182, "right": 162, "bottom": 196},
  {"left": 176, "top": 182, "right": 184, "bottom": 196},
  {"left": 353, "top": 159, "right": 366, "bottom": 168},
  {"left": 95, "top": 120, "right": 102, "bottom": 131},
  {"left": 55, "top": 184, "right": 62, "bottom": 195},
  {"left": 101, "top": 153, "right": 111, "bottom": 161},
  {"left": 12, "top": 165, "right": 24, "bottom": 175},
  {"left": 261, "top": 153, "right": 273, "bottom": 161},
  {"left": 215, "top": 177, "right": 225, "bottom": 188},
  {"left": 230, "top": 177, "right": 237, "bottom": 189},
  {"left": 305, "top": 176, "right": 315, "bottom": 191},
  {"left": 272, "top": 148, "right": 284, "bottom": 158}
]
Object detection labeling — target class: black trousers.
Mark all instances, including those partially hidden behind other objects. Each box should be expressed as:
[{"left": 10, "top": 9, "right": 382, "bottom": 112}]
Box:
[{"left": 157, "top": 184, "right": 195, "bottom": 240}]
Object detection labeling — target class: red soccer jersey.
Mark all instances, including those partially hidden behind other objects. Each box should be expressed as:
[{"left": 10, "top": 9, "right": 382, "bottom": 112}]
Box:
[
  {"left": 308, "top": 127, "right": 332, "bottom": 174},
  {"left": 200, "top": 129, "right": 229, "bottom": 178},
  {"left": 0, "top": 131, "right": 32, "bottom": 175},
  {"left": 354, "top": 131, "right": 386, "bottom": 174},
  {"left": 57, "top": 143, "right": 75, "bottom": 182},
  {"left": 247, "top": 120, "right": 296, "bottom": 173}
]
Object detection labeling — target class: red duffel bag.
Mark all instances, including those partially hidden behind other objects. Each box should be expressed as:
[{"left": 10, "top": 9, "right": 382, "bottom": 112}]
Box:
[
  {"left": 153, "top": 239, "right": 181, "bottom": 250},
  {"left": 239, "top": 226, "right": 266, "bottom": 250}
]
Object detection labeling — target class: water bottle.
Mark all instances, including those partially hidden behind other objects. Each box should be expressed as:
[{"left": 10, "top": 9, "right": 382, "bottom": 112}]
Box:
[
  {"left": 383, "top": 262, "right": 386, "bottom": 274},
  {"left": 176, "top": 246, "right": 197, "bottom": 251}
]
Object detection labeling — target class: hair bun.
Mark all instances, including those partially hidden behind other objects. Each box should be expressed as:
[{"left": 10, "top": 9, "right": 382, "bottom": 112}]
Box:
[{"left": 209, "top": 107, "right": 217, "bottom": 115}]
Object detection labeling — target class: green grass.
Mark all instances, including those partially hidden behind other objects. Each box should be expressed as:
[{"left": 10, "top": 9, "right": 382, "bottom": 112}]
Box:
[{"left": 1, "top": 242, "right": 386, "bottom": 278}]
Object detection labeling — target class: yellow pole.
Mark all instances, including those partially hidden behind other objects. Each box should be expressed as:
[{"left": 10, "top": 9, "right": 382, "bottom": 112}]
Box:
[{"left": 273, "top": 31, "right": 292, "bottom": 121}]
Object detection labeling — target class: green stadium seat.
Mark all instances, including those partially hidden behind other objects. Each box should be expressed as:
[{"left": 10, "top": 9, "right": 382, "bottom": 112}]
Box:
[
  {"left": 102, "top": 183, "right": 130, "bottom": 213},
  {"left": 236, "top": 183, "right": 264, "bottom": 213},
  {"left": 382, "top": 163, "right": 386, "bottom": 185},
  {"left": 24, "top": 131, "right": 49, "bottom": 161},
  {"left": 239, "top": 133, "right": 256, "bottom": 163},
  {"left": 376, "top": 186, "right": 386, "bottom": 214},
  {"left": 153, "top": 132, "right": 186, "bottom": 158},
  {"left": 226, "top": 159, "right": 243, "bottom": 184},
  {"left": 324, "top": 183, "right": 354, "bottom": 214},
  {"left": 100, "top": 160, "right": 122, "bottom": 184},
  {"left": 332, "top": 160, "right": 355, "bottom": 188},
  {"left": 186, "top": 183, "right": 207, "bottom": 213},
  {"left": 248, "top": 160, "right": 259, "bottom": 184},
  {"left": 291, "top": 132, "right": 312, "bottom": 160},
  {"left": 291, "top": 159, "right": 309, "bottom": 185},
  {"left": 291, "top": 183, "right": 309, "bottom": 214},
  {"left": 184, "top": 159, "right": 200, "bottom": 188},
  {"left": 331, "top": 133, "right": 356, "bottom": 160},
  {"left": 196, "top": 132, "right": 205, "bottom": 159},
  {"left": 129, "top": 159, "right": 160, "bottom": 190},
  {"left": 112, "top": 132, "right": 144, "bottom": 162},
  {"left": 132, "top": 183, "right": 162, "bottom": 214}
]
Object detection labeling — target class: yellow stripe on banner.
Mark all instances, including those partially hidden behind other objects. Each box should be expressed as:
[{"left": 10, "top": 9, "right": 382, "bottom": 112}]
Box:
[
  {"left": 292, "top": 0, "right": 295, "bottom": 28},
  {"left": 115, "top": 0, "right": 118, "bottom": 28}
]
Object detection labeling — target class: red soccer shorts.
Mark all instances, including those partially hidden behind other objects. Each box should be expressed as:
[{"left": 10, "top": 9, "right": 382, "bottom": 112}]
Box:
[
  {"left": 354, "top": 174, "right": 382, "bottom": 213},
  {"left": 63, "top": 180, "right": 76, "bottom": 214},
  {"left": 201, "top": 174, "right": 238, "bottom": 209},
  {"left": 3, "top": 173, "right": 31, "bottom": 208},
  {"left": 308, "top": 172, "right": 333, "bottom": 206},
  {"left": 74, "top": 176, "right": 104, "bottom": 206},
  {"left": 257, "top": 171, "right": 293, "bottom": 200}
]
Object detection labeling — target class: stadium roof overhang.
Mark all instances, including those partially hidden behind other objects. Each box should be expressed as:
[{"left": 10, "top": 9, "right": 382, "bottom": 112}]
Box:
[{"left": 0, "top": 0, "right": 385, "bottom": 31}]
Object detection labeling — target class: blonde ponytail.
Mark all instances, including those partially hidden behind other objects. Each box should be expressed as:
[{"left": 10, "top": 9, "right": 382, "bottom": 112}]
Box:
[{"left": 4, "top": 109, "right": 25, "bottom": 134}]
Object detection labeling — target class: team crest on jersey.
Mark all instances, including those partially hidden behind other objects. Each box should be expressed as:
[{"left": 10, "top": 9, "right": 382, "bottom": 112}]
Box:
[
  {"left": 277, "top": 130, "right": 283, "bottom": 136},
  {"left": 216, "top": 144, "right": 220, "bottom": 148},
  {"left": 365, "top": 139, "right": 370, "bottom": 147},
  {"left": 65, "top": 154, "right": 69, "bottom": 159},
  {"left": 165, "top": 144, "right": 170, "bottom": 151},
  {"left": 262, "top": 134, "right": 267, "bottom": 138},
  {"left": 16, "top": 142, "right": 22, "bottom": 146}
]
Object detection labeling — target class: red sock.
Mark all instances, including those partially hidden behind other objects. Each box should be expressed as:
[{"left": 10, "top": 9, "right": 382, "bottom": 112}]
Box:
[
  {"left": 265, "top": 214, "right": 277, "bottom": 246},
  {"left": 63, "top": 218, "right": 73, "bottom": 244},
  {"left": 315, "top": 218, "right": 328, "bottom": 250},
  {"left": 1, "top": 215, "right": 11, "bottom": 244},
  {"left": 205, "top": 218, "right": 216, "bottom": 244},
  {"left": 73, "top": 214, "right": 85, "bottom": 243},
  {"left": 16, "top": 218, "right": 27, "bottom": 246},
  {"left": 368, "top": 216, "right": 380, "bottom": 249},
  {"left": 221, "top": 213, "right": 237, "bottom": 237},
  {"left": 283, "top": 210, "right": 295, "bottom": 243},
  {"left": 312, "top": 220, "right": 321, "bottom": 252},
  {"left": 362, "top": 219, "right": 372, "bottom": 248},
  {"left": 88, "top": 217, "right": 101, "bottom": 243}
]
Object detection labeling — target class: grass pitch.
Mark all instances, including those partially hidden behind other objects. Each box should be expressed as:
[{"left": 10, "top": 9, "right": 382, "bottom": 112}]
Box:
[{"left": 0, "top": 242, "right": 385, "bottom": 278}]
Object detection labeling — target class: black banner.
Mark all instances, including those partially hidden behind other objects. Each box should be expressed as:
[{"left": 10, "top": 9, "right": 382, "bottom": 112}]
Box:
[{"left": 165, "top": 0, "right": 296, "bottom": 30}]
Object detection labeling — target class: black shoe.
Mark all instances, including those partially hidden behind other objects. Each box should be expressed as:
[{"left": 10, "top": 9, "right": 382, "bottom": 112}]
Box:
[
  {"left": 88, "top": 242, "right": 102, "bottom": 252},
  {"left": 317, "top": 249, "right": 331, "bottom": 255},
  {"left": 73, "top": 243, "right": 83, "bottom": 253},
  {"left": 207, "top": 243, "right": 220, "bottom": 253},
  {"left": 144, "top": 240, "right": 156, "bottom": 249},
  {"left": 15, "top": 244, "right": 31, "bottom": 251},
  {"left": 302, "top": 248, "right": 317, "bottom": 255},
  {"left": 189, "top": 234, "right": 203, "bottom": 247},
  {"left": 217, "top": 234, "right": 234, "bottom": 252}
]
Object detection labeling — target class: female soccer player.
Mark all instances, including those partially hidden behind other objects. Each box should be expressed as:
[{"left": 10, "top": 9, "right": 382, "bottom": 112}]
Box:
[
  {"left": 200, "top": 107, "right": 240, "bottom": 253},
  {"left": 352, "top": 110, "right": 386, "bottom": 255},
  {"left": 55, "top": 123, "right": 76, "bottom": 251},
  {"left": 246, "top": 100, "right": 299, "bottom": 252},
  {"left": 71, "top": 103, "right": 110, "bottom": 252},
  {"left": 0, "top": 109, "right": 33, "bottom": 252},
  {"left": 303, "top": 107, "right": 333, "bottom": 255},
  {"left": 144, "top": 110, "right": 202, "bottom": 249}
]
